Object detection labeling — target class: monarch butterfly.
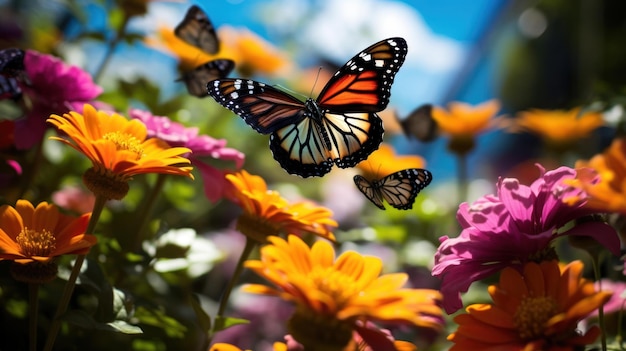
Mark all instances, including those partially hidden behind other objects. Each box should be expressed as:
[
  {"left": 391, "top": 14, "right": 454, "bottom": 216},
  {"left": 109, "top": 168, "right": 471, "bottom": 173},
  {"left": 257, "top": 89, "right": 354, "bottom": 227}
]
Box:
[
  {"left": 207, "top": 37, "right": 408, "bottom": 177},
  {"left": 174, "top": 6, "right": 234, "bottom": 97},
  {"left": 354, "top": 168, "right": 432, "bottom": 210}
]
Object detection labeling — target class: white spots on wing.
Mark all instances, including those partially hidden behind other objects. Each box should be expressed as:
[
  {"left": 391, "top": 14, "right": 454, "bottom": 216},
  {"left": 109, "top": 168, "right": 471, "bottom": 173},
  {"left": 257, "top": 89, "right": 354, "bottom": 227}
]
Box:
[{"left": 230, "top": 91, "right": 239, "bottom": 99}]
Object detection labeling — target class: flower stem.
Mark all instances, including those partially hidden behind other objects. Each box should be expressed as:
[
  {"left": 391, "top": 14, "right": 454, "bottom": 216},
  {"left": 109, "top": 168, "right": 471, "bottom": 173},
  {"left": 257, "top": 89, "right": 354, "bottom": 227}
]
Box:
[
  {"left": 29, "top": 283, "right": 39, "bottom": 351},
  {"left": 456, "top": 153, "right": 469, "bottom": 205},
  {"left": 206, "top": 238, "right": 257, "bottom": 346},
  {"left": 43, "top": 195, "right": 107, "bottom": 351},
  {"left": 590, "top": 254, "right": 607, "bottom": 351},
  {"left": 93, "top": 13, "right": 130, "bottom": 83},
  {"left": 132, "top": 174, "right": 168, "bottom": 252}
]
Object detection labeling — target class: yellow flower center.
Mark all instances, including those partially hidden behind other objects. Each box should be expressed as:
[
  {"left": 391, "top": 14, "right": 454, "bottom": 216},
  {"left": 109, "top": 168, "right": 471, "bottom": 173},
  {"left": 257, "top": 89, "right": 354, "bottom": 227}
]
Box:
[
  {"left": 102, "top": 131, "right": 144, "bottom": 160},
  {"left": 310, "top": 268, "right": 356, "bottom": 308},
  {"left": 16, "top": 227, "right": 56, "bottom": 257},
  {"left": 513, "top": 295, "right": 558, "bottom": 340}
]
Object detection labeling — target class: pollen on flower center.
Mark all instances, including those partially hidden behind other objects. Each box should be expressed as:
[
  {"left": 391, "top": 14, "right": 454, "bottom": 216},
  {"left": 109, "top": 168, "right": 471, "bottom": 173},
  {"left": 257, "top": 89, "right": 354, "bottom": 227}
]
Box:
[
  {"left": 513, "top": 295, "right": 558, "bottom": 340},
  {"left": 16, "top": 227, "right": 57, "bottom": 257},
  {"left": 310, "top": 268, "right": 357, "bottom": 307},
  {"left": 102, "top": 131, "right": 144, "bottom": 159}
]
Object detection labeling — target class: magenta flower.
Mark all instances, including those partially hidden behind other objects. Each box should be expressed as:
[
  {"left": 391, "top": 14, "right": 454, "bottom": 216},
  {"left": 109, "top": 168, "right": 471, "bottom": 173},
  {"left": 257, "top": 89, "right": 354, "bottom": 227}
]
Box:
[
  {"left": 432, "top": 164, "right": 620, "bottom": 314},
  {"left": 15, "top": 50, "right": 102, "bottom": 149},
  {"left": 129, "top": 109, "right": 244, "bottom": 202}
]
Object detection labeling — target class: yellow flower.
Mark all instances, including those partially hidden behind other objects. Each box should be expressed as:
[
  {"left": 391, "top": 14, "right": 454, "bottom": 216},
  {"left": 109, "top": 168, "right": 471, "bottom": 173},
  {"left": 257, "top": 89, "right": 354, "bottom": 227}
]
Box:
[
  {"left": 149, "top": 25, "right": 291, "bottom": 76},
  {"left": 219, "top": 26, "right": 291, "bottom": 77},
  {"left": 0, "top": 199, "right": 96, "bottom": 283},
  {"left": 432, "top": 99, "right": 502, "bottom": 154},
  {"left": 448, "top": 260, "right": 611, "bottom": 351},
  {"left": 225, "top": 170, "right": 336, "bottom": 242},
  {"left": 513, "top": 107, "right": 603, "bottom": 148},
  {"left": 47, "top": 104, "right": 193, "bottom": 200},
  {"left": 356, "top": 143, "right": 426, "bottom": 180},
  {"left": 565, "top": 137, "right": 626, "bottom": 214},
  {"left": 244, "top": 235, "right": 443, "bottom": 351}
]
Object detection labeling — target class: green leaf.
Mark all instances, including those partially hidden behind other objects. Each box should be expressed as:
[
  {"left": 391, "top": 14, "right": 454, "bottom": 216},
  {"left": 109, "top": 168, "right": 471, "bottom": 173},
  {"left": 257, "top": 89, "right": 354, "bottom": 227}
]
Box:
[
  {"left": 213, "top": 316, "right": 250, "bottom": 333},
  {"left": 135, "top": 306, "right": 187, "bottom": 338},
  {"left": 190, "top": 294, "right": 211, "bottom": 334},
  {"left": 107, "top": 320, "right": 144, "bottom": 334}
]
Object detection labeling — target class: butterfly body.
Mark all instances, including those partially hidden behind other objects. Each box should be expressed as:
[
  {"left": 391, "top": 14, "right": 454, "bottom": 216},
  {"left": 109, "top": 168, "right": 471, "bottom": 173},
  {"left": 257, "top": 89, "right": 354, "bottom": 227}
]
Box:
[
  {"left": 207, "top": 37, "right": 407, "bottom": 177},
  {"left": 354, "top": 168, "right": 432, "bottom": 210}
]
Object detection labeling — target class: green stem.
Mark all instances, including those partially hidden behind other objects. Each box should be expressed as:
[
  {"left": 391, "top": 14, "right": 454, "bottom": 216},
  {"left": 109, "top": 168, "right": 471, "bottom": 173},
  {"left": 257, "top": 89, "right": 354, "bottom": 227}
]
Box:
[
  {"left": 132, "top": 174, "right": 168, "bottom": 252},
  {"left": 205, "top": 238, "right": 257, "bottom": 347},
  {"left": 590, "top": 254, "right": 607, "bottom": 351},
  {"left": 29, "top": 283, "right": 39, "bottom": 351},
  {"left": 43, "top": 195, "right": 107, "bottom": 351},
  {"left": 456, "top": 153, "right": 469, "bottom": 205},
  {"left": 93, "top": 14, "right": 130, "bottom": 83}
]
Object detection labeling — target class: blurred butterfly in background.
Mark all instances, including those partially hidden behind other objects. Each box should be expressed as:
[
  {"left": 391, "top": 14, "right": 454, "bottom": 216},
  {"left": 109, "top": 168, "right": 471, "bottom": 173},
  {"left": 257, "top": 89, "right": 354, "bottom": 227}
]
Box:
[
  {"left": 354, "top": 168, "right": 432, "bottom": 210},
  {"left": 207, "top": 37, "right": 408, "bottom": 177},
  {"left": 174, "top": 5, "right": 234, "bottom": 97},
  {"left": 0, "top": 48, "right": 27, "bottom": 101},
  {"left": 396, "top": 103, "right": 439, "bottom": 142}
]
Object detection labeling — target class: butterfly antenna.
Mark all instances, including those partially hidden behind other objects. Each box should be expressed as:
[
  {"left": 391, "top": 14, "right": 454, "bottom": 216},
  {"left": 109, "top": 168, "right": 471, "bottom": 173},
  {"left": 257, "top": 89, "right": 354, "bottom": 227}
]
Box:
[{"left": 309, "top": 66, "right": 323, "bottom": 98}]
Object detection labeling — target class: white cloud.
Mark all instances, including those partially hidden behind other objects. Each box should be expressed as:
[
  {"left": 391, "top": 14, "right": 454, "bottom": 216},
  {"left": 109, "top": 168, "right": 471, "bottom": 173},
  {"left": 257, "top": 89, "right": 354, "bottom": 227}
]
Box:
[{"left": 261, "top": 0, "right": 465, "bottom": 73}]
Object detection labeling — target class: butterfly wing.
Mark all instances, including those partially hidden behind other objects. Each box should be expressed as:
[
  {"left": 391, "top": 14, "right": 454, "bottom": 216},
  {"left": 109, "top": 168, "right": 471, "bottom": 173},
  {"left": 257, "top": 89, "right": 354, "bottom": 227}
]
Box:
[
  {"left": 0, "top": 48, "right": 26, "bottom": 101},
  {"left": 270, "top": 110, "right": 385, "bottom": 177},
  {"left": 0, "top": 75, "right": 21, "bottom": 100},
  {"left": 180, "top": 59, "right": 234, "bottom": 97},
  {"left": 377, "top": 168, "right": 432, "bottom": 210},
  {"left": 0, "top": 48, "right": 25, "bottom": 76},
  {"left": 399, "top": 104, "right": 439, "bottom": 142},
  {"left": 175, "top": 5, "right": 219, "bottom": 54},
  {"left": 316, "top": 37, "right": 408, "bottom": 112},
  {"left": 207, "top": 78, "right": 307, "bottom": 134},
  {"left": 354, "top": 174, "right": 386, "bottom": 210}
]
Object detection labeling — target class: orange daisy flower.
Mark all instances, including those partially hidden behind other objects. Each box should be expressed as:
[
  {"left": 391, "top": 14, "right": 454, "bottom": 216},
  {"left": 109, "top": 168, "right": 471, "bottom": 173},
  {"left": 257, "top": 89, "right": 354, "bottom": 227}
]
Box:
[
  {"left": 432, "top": 99, "right": 503, "bottom": 154},
  {"left": 225, "top": 170, "right": 336, "bottom": 242},
  {"left": 512, "top": 107, "right": 604, "bottom": 149},
  {"left": 564, "top": 137, "right": 626, "bottom": 214},
  {"left": 448, "top": 260, "right": 612, "bottom": 351},
  {"left": 208, "top": 342, "right": 287, "bottom": 351},
  {"left": 47, "top": 104, "right": 193, "bottom": 200},
  {"left": 0, "top": 199, "right": 96, "bottom": 283},
  {"left": 244, "top": 235, "right": 443, "bottom": 351},
  {"left": 149, "top": 25, "right": 291, "bottom": 76},
  {"left": 356, "top": 143, "right": 426, "bottom": 180}
]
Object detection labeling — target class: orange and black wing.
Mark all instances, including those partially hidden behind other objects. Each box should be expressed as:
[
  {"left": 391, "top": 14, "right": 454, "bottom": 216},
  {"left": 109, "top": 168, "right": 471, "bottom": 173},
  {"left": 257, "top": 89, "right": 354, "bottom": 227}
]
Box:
[
  {"left": 207, "top": 78, "right": 306, "bottom": 134},
  {"left": 316, "top": 37, "right": 407, "bottom": 113}
]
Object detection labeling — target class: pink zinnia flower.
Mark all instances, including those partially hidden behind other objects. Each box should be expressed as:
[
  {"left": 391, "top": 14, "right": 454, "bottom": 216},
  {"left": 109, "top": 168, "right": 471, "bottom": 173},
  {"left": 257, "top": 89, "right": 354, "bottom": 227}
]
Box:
[
  {"left": 432, "top": 164, "right": 620, "bottom": 314},
  {"left": 129, "top": 109, "right": 244, "bottom": 202},
  {"left": 16, "top": 50, "right": 102, "bottom": 149}
]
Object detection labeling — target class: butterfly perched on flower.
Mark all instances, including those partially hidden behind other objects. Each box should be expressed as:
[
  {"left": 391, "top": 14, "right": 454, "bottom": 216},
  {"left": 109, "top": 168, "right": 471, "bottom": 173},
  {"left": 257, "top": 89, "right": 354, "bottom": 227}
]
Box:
[
  {"left": 207, "top": 37, "right": 408, "bottom": 177},
  {"left": 354, "top": 168, "right": 432, "bottom": 210},
  {"left": 174, "top": 5, "right": 234, "bottom": 97}
]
